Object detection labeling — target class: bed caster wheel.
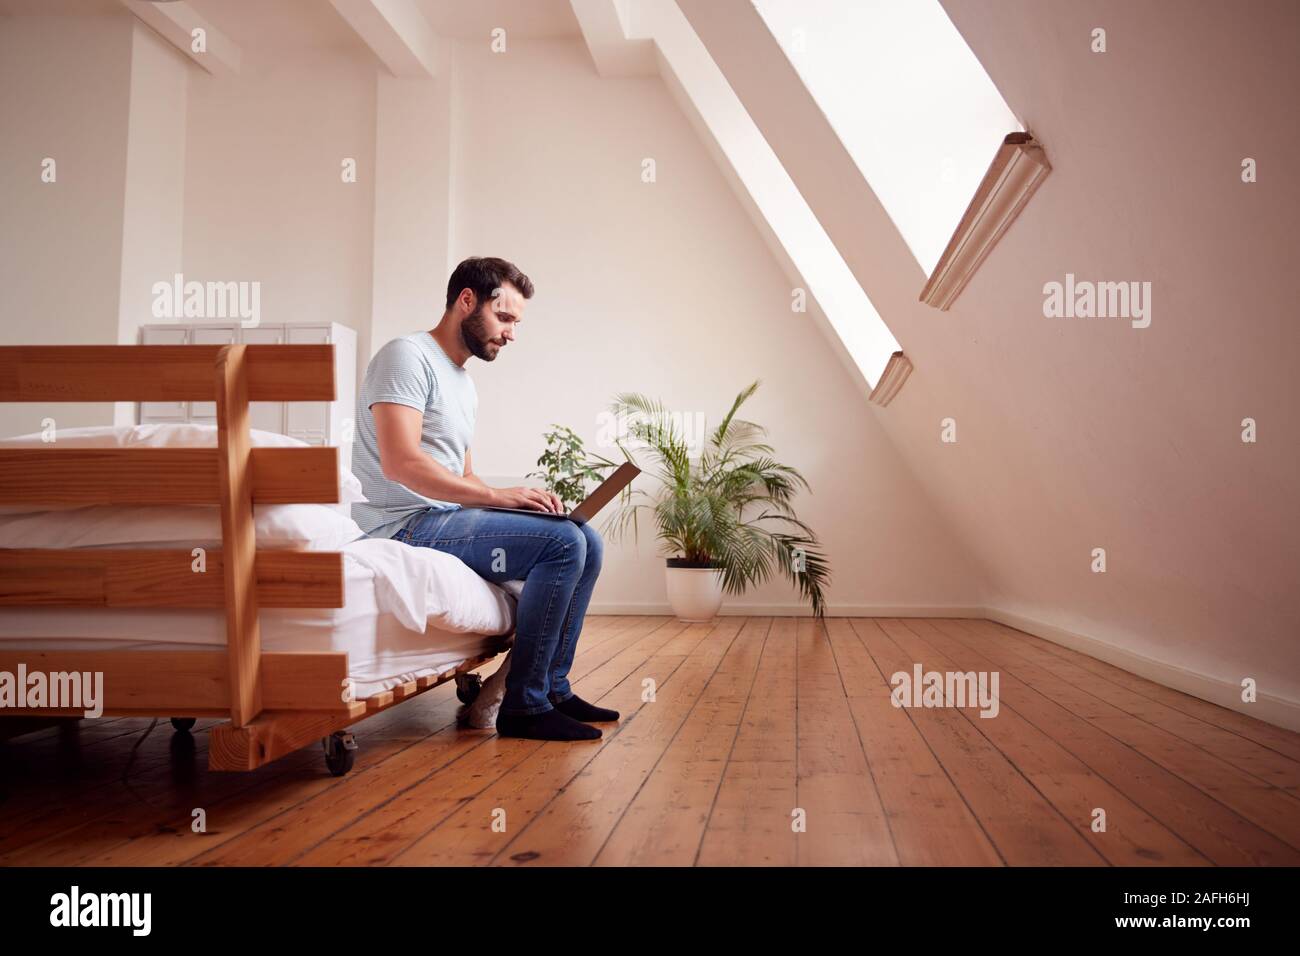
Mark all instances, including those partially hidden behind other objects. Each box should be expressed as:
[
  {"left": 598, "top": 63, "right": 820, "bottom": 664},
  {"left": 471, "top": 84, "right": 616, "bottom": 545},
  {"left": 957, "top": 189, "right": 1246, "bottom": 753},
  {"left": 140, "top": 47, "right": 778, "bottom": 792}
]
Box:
[
  {"left": 322, "top": 731, "right": 357, "bottom": 777},
  {"left": 455, "top": 672, "right": 483, "bottom": 705},
  {"left": 170, "top": 717, "right": 196, "bottom": 733}
]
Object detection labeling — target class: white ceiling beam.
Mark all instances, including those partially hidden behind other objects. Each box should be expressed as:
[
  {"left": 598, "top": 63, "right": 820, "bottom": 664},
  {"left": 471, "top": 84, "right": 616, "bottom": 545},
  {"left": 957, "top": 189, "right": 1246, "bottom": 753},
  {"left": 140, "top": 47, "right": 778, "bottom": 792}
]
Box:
[
  {"left": 118, "top": 0, "right": 241, "bottom": 76},
  {"left": 570, "top": 0, "right": 655, "bottom": 76},
  {"left": 329, "top": 0, "right": 443, "bottom": 77}
]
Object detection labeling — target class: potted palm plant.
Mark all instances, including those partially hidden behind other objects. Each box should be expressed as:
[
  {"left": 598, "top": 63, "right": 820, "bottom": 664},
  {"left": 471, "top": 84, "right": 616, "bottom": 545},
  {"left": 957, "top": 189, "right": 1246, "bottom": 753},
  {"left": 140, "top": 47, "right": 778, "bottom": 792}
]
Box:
[{"left": 601, "top": 381, "right": 830, "bottom": 620}]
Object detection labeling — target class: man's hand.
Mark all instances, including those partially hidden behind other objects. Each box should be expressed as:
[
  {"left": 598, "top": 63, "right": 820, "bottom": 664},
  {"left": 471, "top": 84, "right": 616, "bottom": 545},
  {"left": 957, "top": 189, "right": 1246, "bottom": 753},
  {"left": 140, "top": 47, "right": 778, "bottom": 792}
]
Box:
[{"left": 492, "top": 486, "right": 564, "bottom": 513}]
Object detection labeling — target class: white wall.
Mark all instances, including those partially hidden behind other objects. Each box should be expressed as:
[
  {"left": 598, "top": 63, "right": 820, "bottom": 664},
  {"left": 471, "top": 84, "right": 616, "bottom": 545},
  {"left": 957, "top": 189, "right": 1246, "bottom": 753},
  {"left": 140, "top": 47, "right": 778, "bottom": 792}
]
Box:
[
  {"left": 181, "top": 47, "right": 377, "bottom": 374},
  {"left": 441, "top": 37, "right": 986, "bottom": 613},
  {"left": 370, "top": 70, "right": 454, "bottom": 354},
  {"left": 116, "top": 20, "right": 189, "bottom": 424},
  {"left": 0, "top": 11, "right": 133, "bottom": 436},
  {"left": 901, "top": 0, "right": 1299, "bottom": 705}
]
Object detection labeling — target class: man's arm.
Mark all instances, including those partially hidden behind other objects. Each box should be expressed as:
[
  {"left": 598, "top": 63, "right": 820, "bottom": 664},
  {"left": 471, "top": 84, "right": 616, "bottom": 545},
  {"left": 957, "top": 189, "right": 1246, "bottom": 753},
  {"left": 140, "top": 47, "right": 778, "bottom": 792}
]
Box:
[
  {"left": 372, "top": 403, "right": 560, "bottom": 511},
  {"left": 463, "top": 448, "right": 490, "bottom": 490}
]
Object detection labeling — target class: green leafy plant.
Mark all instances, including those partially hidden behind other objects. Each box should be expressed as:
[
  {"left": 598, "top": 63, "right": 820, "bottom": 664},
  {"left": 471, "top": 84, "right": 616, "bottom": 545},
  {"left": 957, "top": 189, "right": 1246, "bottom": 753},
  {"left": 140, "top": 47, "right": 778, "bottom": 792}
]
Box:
[
  {"left": 527, "top": 424, "right": 619, "bottom": 510},
  {"left": 601, "top": 380, "right": 830, "bottom": 618}
]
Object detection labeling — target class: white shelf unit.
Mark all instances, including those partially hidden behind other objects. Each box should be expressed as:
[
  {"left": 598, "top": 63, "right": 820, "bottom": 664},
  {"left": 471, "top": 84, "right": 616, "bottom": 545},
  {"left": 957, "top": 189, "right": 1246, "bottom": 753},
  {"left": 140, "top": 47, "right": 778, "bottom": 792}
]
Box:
[{"left": 138, "top": 322, "right": 357, "bottom": 466}]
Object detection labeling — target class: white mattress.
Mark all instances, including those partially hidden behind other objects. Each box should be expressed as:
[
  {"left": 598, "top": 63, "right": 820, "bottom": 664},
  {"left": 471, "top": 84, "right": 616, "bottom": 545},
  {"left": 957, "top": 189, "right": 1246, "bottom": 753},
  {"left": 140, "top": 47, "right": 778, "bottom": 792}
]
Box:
[{"left": 0, "top": 538, "right": 521, "bottom": 698}]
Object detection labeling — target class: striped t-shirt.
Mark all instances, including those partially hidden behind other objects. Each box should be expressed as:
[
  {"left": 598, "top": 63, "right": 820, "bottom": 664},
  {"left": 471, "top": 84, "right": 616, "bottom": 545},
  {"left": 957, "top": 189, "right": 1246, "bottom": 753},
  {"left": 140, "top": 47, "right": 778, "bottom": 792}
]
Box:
[{"left": 351, "top": 332, "right": 477, "bottom": 538}]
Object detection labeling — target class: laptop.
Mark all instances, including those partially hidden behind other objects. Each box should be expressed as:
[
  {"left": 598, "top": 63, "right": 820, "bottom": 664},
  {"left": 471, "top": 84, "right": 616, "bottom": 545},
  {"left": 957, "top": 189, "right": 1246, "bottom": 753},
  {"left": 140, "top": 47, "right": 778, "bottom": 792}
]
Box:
[{"left": 474, "top": 461, "right": 641, "bottom": 526}]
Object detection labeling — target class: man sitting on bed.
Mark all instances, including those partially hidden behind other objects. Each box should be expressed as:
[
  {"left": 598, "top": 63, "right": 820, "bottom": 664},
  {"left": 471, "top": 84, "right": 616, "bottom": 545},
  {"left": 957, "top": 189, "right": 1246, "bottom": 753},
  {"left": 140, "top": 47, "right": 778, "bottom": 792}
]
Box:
[{"left": 351, "top": 255, "right": 617, "bottom": 743}]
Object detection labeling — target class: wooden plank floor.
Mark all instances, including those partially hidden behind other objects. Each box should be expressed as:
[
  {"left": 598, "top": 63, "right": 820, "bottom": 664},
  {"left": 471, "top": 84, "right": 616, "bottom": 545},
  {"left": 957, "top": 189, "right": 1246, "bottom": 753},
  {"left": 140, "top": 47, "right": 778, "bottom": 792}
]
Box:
[{"left": 2, "top": 616, "right": 1298, "bottom": 866}]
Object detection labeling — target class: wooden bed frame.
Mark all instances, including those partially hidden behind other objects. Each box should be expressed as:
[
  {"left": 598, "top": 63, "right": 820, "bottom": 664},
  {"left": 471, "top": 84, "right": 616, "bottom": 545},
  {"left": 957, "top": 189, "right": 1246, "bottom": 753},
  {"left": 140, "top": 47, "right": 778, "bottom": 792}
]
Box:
[{"left": 0, "top": 344, "right": 499, "bottom": 774}]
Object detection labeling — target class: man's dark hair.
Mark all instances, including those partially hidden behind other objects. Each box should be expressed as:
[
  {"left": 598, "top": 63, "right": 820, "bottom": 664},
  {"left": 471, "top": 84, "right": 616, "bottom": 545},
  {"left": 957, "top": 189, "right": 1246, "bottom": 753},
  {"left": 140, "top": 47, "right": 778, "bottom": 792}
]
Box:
[{"left": 445, "top": 256, "right": 534, "bottom": 311}]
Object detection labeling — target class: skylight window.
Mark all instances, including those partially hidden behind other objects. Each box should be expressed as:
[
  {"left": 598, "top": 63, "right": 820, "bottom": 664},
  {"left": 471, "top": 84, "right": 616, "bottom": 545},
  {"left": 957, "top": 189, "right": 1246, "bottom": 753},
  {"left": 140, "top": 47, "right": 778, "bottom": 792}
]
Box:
[
  {"left": 644, "top": 0, "right": 902, "bottom": 389},
  {"left": 752, "top": 0, "right": 1022, "bottom": 276}
]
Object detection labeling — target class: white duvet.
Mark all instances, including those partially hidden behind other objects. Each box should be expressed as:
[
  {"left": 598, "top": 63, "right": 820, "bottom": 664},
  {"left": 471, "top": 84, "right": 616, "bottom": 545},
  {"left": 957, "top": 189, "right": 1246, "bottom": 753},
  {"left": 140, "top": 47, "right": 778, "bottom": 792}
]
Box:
[{"left": 345, "top": 537, "right": 522, "bottom": 634}]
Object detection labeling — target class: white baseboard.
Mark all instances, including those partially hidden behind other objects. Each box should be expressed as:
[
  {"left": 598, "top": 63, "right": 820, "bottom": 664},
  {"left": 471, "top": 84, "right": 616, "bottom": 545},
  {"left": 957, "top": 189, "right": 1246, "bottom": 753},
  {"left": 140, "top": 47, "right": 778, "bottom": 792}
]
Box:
[
  {"left": 587, "top": 602, "right": 986, "bottom": 618},
  {"left": 984, "top": 607, "right": 1300, "bottom": 734}
]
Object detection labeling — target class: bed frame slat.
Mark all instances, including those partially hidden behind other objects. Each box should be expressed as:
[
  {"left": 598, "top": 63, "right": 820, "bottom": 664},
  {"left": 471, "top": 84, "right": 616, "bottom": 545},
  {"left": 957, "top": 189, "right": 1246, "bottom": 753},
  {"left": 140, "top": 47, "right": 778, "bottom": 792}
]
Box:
[
  {"left": 0, "top": 549, "right": 344, "bottom": 608},
  {"left": 0, "top": 650, "right": 350, "bottom": 712},
  {"left": 216, "top": 345, "right": 262, "bottom": 729},
  {"left": 0, "top": 448, "right": 219, "bottom": 504},
  {"left": 247, "top": 447, "right": 341, "bottom": 503},
  {"left": 208, "top": 654, "right": 500, "bottom": 771},
  {"left": 0, "top": 344, "right": 335, "bottom": 402},
  {"left": 0, "top": 446, "right": 338, "bottom": 505}
]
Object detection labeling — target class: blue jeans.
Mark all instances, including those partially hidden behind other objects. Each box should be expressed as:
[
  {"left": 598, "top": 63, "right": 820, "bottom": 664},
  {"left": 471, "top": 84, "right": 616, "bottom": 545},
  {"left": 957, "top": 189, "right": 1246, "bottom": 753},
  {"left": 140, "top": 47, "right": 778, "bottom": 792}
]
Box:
[{"left": 392, "top": 507, "right": 604, "bottom": 717}]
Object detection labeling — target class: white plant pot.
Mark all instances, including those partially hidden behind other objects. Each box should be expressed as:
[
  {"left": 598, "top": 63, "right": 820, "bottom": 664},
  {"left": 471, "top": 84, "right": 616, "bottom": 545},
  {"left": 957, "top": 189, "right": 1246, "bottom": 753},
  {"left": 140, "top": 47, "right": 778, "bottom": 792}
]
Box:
[{"left": 665, "top": 565, "right": 725, "bottom": 622}]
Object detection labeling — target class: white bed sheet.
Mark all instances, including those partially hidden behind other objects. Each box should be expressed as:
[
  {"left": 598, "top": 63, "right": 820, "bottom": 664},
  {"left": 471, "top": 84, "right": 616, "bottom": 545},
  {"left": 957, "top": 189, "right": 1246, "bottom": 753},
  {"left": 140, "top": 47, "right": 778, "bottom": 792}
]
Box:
[{"left": 0, "top": 538, "right": 521, "bottom": 699}]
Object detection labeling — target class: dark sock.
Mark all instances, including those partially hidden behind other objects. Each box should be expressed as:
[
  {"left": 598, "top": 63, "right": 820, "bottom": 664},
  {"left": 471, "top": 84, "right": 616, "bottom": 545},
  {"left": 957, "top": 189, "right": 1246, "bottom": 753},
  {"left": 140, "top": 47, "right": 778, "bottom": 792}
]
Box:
[
  {"left": 496, "top": 708, "right": 601, "bottom": 741},
  {"left": 550, "top": 693, "right": 620, "bottom": 723}
]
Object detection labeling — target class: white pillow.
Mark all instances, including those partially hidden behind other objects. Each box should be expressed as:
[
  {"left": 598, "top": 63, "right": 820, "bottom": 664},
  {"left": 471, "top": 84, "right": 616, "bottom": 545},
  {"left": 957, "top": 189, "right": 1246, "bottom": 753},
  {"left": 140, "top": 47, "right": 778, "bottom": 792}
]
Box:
[
  {"left": 0, "top": 502, "right": 363, "bottom": 552},
  {"left": 0, "top": 423, "right": 365, "bottom": 515}
]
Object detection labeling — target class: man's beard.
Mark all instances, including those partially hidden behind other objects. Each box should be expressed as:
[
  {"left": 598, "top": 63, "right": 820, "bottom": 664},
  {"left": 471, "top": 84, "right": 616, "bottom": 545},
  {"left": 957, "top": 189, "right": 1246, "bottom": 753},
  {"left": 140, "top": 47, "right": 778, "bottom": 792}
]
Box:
[{"left": 460, "top": 306, "right": 502, "bottom": 361}]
